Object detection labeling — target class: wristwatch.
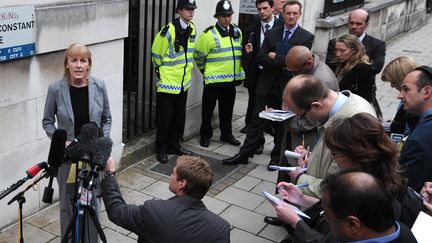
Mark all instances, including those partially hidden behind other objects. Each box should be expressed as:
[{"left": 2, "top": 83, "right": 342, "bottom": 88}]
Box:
[{"left": 104, "top": 171, "right": 116, "bottom": 177}]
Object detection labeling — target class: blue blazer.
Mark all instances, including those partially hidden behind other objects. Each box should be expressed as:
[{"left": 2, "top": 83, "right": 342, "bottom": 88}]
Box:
[{"left": 42, "top": 76, "right": 112, "bottom": 141}]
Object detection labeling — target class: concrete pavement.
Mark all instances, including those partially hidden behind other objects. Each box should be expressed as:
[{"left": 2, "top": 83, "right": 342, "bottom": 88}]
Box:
[{"left": 1, "top": 16, "right": 432, "bottom": 243}]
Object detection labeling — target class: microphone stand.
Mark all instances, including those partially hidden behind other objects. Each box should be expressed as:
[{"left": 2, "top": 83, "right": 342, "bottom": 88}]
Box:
[{"left": 7, "top": 171, "right": 48, "bottom": 243}]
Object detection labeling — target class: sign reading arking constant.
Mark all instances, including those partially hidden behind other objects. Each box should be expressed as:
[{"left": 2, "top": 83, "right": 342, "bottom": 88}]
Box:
[{"left": 0, "top": 5, "right": 36, "bottom": 62}]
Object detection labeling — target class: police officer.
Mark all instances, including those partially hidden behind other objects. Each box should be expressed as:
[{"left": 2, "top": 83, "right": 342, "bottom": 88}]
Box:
[
  {"left": 151, "top": 0, "right": 196, "bottom": 163},
  {"left": 194, "top": 0, "right": 245, "bottom": 148}
]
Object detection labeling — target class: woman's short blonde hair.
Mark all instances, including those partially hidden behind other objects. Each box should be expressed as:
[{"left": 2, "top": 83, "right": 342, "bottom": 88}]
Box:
[
  {"left": 63, "top": 43, "right": 92, "bottom": 78},
  {"left": 381, "top": 56, "right": 417, "bottom": 90}
]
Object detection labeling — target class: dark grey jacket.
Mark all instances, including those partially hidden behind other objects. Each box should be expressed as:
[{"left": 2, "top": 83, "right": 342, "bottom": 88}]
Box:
[{"left": 101, "top": 176, "right": 230, "bottom": 243}]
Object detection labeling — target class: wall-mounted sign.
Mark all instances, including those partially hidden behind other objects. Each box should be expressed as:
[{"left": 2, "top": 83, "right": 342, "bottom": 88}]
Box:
[
  {"left": 0, "top": 5, "right": 36, "bottom": 62},
  {"left": 239, "top": 0, "right": 257, "bottom": 15}
]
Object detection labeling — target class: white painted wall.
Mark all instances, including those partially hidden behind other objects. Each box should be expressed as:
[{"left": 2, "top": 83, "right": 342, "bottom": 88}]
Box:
[{"left": 0, "top": 0, "right": 127, "bottom": 229}]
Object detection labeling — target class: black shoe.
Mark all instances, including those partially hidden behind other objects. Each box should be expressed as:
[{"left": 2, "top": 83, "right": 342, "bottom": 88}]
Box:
[
  {"left": 200, "top": 138, "right": 210, "bottom": 147},
  {"left": 168, "top": 146, "right": 193, "bottom": 155},
  {"left": 240, "top": 126, "right": 248, "bottom": 134},
  {"left": 157, "top": 153, "right": 168, "bottom": 163},
  {"left": 255, "top": 144, "right": 264, "bottom": 154},
  {"left": 264, "top": 216, "right": 283, "bottom": 226},
  {"left": 222, "top": 154, "right": 248, "bottom": 165},
  {"left": 220, "top": 135, "right": 241, "bottom": 146},
  {"left": 267, "top": 160, "right": 278, "bottom": 171}
]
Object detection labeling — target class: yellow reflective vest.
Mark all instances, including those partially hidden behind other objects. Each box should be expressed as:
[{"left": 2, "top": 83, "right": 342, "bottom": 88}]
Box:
[
  {"left": 194, "top": 24, "right": 245, "bottom": 85},
  {"left": 151, "top": 21, "right": 196, "bottom": 94}
]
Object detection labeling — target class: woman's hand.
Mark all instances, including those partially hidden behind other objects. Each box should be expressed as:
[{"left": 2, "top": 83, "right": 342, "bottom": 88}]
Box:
[{"left": 421, "top": 182, "right": 432, "bottom": 214}]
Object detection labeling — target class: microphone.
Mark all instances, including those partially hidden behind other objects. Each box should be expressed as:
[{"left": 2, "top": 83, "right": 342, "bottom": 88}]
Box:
[
  {"left": 26, "top": 162, "right": 48, "bottom": 178},
  {"left": 91, "top": 136, "right": 113, "bottom": 171},
  {"left": 0, "top": 162, "right": 48, "bottom": 201},
  {"left": 43, "top": 129, "right": 67, "bottom": 203}
]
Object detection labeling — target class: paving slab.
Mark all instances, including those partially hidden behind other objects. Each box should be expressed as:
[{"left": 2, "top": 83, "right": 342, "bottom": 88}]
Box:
[
  {"left": 247, "top": 165, "right": 278, "bottom": 183},
  {"left": 215, "top": 187, "right": 265, "bottom": 211},
  {"left": 220, "top": 205, "right": 267, "bottom": 234},
  {"left": 232, "top": 175, "right": 262, "bottom": 191},
  {"left": 140, "top": 181, "right": 172, "bottom": 200},
  {"left": 116, "top": 170, "right": 157, "bottom": 191},
  {"left": 202, "top": 195, "right": 230, "bottom": 215}
]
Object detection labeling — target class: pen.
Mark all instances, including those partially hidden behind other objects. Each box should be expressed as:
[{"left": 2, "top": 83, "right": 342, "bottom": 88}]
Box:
[
  {"left": 301, "top": 134, "right": 305, "bottom": 147},
  {"left": 296, "top": 183, "right": 309, "bottom": 189},
  {"left": 408, "top": 187, "right": 424, "bottom": 201}
]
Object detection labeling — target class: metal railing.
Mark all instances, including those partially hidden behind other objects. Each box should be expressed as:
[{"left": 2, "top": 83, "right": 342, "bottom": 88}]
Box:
[
  {"left": 321, "top": 0, "right": 365, "bottom": 17},
  {"left": 123, "top": 0, "right": 176, "bottom": 141}
]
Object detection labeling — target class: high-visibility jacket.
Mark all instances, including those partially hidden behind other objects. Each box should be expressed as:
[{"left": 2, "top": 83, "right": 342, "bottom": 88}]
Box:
[
  {"left": 151, "top": 20, "right": 196, "bottom": 94},
  {"left": 193, "top": 24, "right": 245, "bottom": 85}
]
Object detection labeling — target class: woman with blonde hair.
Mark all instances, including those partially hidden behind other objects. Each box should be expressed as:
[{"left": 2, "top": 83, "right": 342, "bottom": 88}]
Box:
[
  {"left": 334, "top": 34, "right": 375, "bottom": 103},
  {"left": 381, "top": 56, "right": 419, "bottom": 134},
  {"left": 42, "top": 43, "right": 111, "bottom": 241}
]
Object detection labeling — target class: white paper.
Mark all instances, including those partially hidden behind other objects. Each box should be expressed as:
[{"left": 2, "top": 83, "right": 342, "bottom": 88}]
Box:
[
  {"left": 412, "top": 211, "right": 432, "bottom": 243},
  {"left": 268, "top": 165, "right": 307, "bottom": 172},
  {"left": 262, "top": 191, "right": 311, "bottom": 219},
  {"left": 284, "top": 150, "right": 302, "bottom": 159},
  {"left": 259, "top": 110, "right": 296, "bottom": 122}
]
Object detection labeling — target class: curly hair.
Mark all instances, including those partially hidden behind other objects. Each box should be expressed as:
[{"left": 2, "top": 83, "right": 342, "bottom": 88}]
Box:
[
  {"left": 334, "top": 34, "right": 370, "bottom": 79},
  {"left": 324, "top": 113, "right": 404, "bottom": 196}
]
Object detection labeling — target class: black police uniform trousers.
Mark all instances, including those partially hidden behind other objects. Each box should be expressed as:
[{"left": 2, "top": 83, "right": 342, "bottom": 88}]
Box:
[
  {"left": 200, "top": 85, "right": 236, "bottom": 140},
  {"left": 156, "top": 90, "right": 188, "bottom": 153},
  {"left": 239, "top": 86, "right": 283, "bottom": 162}
]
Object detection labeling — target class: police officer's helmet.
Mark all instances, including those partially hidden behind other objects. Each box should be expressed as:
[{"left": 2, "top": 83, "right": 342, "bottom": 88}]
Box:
[
  {"left": 214, "top": 0, "right": 234, "bottom": 18},
  {"left": 177, "top": 0, "right": 197, "bottom": 9}
]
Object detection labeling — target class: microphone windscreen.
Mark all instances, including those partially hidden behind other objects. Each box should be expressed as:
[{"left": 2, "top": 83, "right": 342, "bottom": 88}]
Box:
[
  {"left": 78, "top": 122, "right": 100, "bottom": 157},
  {"left": 48, "top": 129, "right": 67, "bottom": 168},
  {"left": 91, "top": 136, "right": 113, "bottom": 168}
]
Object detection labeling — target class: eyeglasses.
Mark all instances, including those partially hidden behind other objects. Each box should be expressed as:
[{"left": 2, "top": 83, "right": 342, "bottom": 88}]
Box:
[{"left": 299, "top": 105, "right": 311, "bottom": 120}]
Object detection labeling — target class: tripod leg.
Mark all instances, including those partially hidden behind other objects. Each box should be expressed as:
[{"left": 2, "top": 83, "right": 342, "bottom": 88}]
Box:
[{"left": 86, "top": 206, "right": 107, "bottom": 243}]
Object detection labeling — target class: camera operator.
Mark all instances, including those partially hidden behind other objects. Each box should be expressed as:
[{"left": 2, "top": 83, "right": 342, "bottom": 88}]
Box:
[
  {"left": 42, "top": 43, "right": 112, "bottom": 242},
  {"left": 100, "top": 156, "right": 230, "bottom": 243}
]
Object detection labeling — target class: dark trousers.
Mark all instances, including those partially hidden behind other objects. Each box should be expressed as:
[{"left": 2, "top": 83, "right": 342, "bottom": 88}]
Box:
[
  {"left": 245, "top": 86, "right": 255, "bottom": 125},
  {"left": 156, "top": 91, "right": 188, "bottom": 153},
  {"left": 245, "top": 86, "right": 265, "bottom": 145},
  {"left": 200, "top": 85, "right": 236, "bottom": 140},
  {"left": 239, "top": 93, "right": 283, "bottom": 162}
]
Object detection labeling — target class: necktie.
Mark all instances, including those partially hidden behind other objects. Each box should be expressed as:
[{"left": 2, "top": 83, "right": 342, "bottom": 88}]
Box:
[
  {"left": 265, "top": 24, "right": 270, "bottom": 33},
  {"left": 283, "top": 30, "right": 291, "bottom": 43}
]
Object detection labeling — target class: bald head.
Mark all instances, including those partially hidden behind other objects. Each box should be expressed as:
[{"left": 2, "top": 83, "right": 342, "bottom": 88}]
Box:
[
  {"left": 348, "top": 9, "right": 369, "bottom": 37},
  {"left": 283, "top": 74, "right": 328, "bottom": 113},
  {"left": 285, "top": 46, "right": 314, "bottom": 74}
]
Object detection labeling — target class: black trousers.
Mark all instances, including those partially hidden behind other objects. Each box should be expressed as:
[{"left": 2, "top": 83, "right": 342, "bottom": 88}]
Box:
[
  {"left": 239, "top": 93, "right": 283, "bottom": 162},
  {"left": 245, "top": 86, "right": 255, "bottom": 125},
  {"left": 200, "top": 85, "right": 236, "bottom": 140},
  {"left": 156, "top": 91, "right": 188, "bottom": 153}
]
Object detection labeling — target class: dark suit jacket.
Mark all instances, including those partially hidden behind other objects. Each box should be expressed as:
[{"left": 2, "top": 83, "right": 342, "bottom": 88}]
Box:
[
  {"left": 399, "top": 113, "right": 432, "bottom": 192},
  {"left": 242, "top": 18, "right": 283, "bottom": 89},
  {"left": 101, "top": 176, "right": 230, "bottom": 243},
  {"left": 326, "top": 34, "right": 386, "bottom": 75},
  {"left": 255, "top": 25, "right": 314, "bottom": 97},
  {"left": 339, "top": 63, "right": 375, "bottom": 102}
]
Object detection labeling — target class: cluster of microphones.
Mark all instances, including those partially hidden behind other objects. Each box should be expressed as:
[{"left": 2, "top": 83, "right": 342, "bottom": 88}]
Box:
[{"left": 0, "top": 122, "right": 113, "bottom": 203}]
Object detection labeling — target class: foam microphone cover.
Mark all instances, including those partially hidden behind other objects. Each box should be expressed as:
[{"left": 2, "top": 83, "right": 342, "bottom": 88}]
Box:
[
  {"left": 77, "top": 122, "right": 100, "bottom": 157},
  {"left": 91, "top": 136, "right": 113, "bottom": 169},
  {"left": 48, "top": 129, "right": 67, "bottom": 168}
]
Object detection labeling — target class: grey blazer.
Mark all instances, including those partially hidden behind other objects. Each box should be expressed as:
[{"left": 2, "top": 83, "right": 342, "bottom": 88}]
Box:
[{"left": 42, "top": 76, "right": 112, "bottom": 140}]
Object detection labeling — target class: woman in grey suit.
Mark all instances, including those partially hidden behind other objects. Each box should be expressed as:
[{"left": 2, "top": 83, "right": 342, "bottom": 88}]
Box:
[{"left": 42, "top": 43, "right": 111, "bottom": 242}]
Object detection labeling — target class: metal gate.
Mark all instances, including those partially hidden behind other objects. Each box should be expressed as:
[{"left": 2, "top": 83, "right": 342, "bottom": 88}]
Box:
[{"left": 123, "top": 0, "right": 176, "bottom": 141}]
